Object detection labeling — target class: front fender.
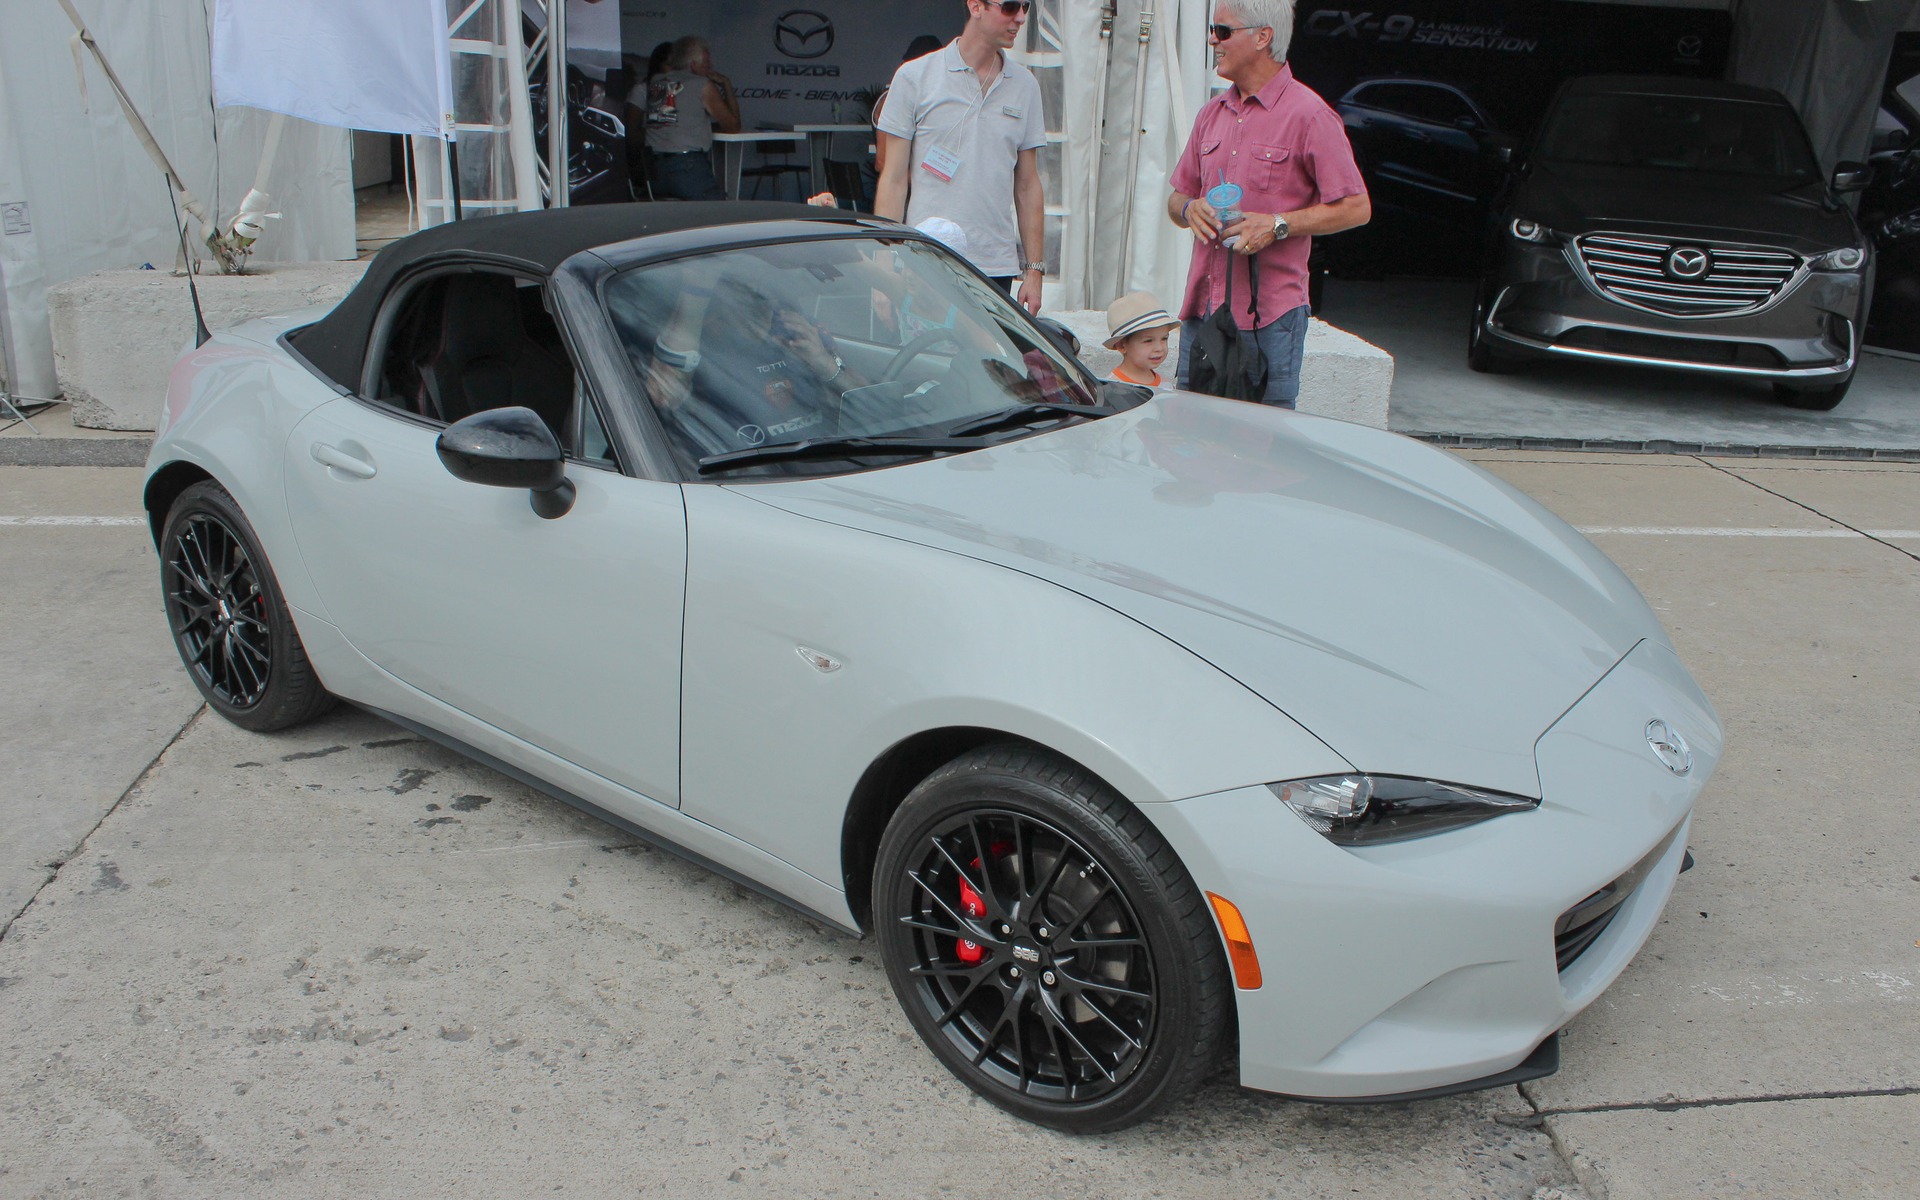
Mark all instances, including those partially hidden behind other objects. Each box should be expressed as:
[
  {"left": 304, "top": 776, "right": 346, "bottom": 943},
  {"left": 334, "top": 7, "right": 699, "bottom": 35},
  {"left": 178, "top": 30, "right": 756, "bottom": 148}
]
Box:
[{"left": 676, "top": 485, "right": 1352, "bottom": 894}]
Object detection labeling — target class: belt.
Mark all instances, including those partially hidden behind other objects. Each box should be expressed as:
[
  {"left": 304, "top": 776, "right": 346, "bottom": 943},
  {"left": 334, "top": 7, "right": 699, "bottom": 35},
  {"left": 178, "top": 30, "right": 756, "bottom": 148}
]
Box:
[{"left": 652, "top": 148, "right": 708, "bottom": 156}]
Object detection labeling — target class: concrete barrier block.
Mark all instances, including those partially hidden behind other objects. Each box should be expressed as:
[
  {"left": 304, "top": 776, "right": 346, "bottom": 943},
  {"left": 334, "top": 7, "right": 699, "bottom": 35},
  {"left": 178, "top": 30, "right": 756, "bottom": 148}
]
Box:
[
  {"left": 1043, "top": 309, "right": 1393, "bottom": 429},
  {"left": 49, "top": 262, "right": 367, "bottom": 430}
]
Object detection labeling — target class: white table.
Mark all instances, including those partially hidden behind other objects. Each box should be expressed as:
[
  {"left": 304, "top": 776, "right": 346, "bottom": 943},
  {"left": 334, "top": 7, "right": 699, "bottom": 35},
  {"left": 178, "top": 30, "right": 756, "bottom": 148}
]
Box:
[
  {"left": 790, "top": 124, "right": 873, "bottom": 199},
  {"left": 712, "top": 131, "right": 804, "bottom": 200}
]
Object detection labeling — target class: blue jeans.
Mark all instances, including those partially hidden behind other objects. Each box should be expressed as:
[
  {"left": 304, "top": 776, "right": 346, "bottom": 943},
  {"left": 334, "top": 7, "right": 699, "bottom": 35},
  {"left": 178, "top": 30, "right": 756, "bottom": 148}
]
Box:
[
  {"left": 652, "top": 149, "right": 723, "bottom": 200},
  {"left": 1177, "top": 303, "right": 1310, "bottom": 408}
]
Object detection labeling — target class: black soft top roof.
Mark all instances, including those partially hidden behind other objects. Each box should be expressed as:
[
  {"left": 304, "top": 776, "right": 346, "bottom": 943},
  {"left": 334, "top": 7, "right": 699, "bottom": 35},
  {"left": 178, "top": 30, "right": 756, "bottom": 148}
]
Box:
[
  {"left": 1560, "top": 75, "right": 1789, "bottom": 107},
  {"left": 291, "top": 201, "right": 855, "bottom": 392}
]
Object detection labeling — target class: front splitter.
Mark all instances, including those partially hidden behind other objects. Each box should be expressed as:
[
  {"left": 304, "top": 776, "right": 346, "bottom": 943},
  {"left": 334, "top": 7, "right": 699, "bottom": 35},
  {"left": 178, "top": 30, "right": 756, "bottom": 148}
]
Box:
[{"left": 1273, "top": 1033, "right": 1561, "bottom": 1106}]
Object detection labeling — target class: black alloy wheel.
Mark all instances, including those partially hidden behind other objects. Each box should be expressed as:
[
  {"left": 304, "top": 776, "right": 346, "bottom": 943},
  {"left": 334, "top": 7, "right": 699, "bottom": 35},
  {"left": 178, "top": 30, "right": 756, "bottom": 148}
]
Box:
[
  {"left": 160, "top": 481, "right": 333, "bottom": 732},
  {"left": 875, "top": 744, "right": 1229, "bottom": 1132}
]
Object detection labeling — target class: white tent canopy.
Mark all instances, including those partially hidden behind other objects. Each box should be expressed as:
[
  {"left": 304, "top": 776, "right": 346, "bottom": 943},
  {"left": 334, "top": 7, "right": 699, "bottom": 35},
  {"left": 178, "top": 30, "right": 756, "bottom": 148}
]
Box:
[{"left": 0, "top": 1, "right": 354, "bottom": 398}]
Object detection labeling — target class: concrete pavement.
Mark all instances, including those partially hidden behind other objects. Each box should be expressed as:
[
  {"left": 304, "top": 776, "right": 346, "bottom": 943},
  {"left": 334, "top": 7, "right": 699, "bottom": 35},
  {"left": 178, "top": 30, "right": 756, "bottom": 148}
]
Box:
[
  {"left": 0, "top": 467, "right": 202, "bottom": 927},
  {"left": 1, "top": 454, "right": 1916, "bottom": 1198}
]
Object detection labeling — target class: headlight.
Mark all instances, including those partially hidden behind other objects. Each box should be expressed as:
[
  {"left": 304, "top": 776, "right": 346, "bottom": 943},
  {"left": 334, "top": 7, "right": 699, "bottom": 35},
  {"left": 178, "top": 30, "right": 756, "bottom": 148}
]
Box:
[
  {"left": 1270, "top": 774, "right": 1538, "bottom": 846},
  {"left": 1884, "top": 213, "right": 1920, "bottom": 241},
  {"left": 1509, "top": 217, "right": 1555, "bottom": 244},
  {"left": 1811, "top": 247, "right": 1866, "bottom": 270}
]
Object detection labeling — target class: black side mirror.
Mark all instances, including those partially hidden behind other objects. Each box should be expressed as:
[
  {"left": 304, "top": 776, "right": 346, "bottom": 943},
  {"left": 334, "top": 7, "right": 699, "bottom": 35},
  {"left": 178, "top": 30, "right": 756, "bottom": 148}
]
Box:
[
  {"left": 436, "top": 407, "right": 577, "bottom": 519},
  {"left": 1034, "top": 316, "right": 1081, "bottom": 358},
  {"left": 1831, "top": 160, "right": 1872, "bottom": 193}
]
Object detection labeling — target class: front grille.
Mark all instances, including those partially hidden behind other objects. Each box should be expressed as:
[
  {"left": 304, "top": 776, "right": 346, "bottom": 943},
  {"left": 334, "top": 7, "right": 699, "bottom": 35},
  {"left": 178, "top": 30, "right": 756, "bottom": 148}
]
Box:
[
  {"left": 1576, "top": 233, "right": 1801, "bottom": 319},
  {"left": 1555, "top": 830, "right": 1678, "bottom": 973}
]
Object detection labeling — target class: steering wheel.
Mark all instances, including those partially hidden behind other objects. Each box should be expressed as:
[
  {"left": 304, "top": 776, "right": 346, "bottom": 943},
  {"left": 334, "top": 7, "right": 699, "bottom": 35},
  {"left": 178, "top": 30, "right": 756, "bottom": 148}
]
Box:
[{"left": 882, "top": 327, "right": 964, "bottom": 381}]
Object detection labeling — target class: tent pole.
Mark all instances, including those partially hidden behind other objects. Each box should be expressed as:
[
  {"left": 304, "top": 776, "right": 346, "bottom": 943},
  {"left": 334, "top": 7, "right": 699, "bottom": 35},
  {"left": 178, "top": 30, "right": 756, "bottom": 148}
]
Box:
[
  {"left": 1081, "top": 0, "right": 1117, "bottom": 308},
  {"left": 546, "top": 0, "right": 569, "bottom": 207},
  {"left": 1114, "top": 0, "right": 1154, "bottom": 289}
]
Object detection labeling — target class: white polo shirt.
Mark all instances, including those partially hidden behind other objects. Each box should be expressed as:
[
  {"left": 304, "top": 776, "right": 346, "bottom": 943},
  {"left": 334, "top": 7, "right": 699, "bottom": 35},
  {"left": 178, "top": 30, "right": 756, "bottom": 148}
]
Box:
[{"left": 877, "top": 41, "right": 1047, "bottom": 277}]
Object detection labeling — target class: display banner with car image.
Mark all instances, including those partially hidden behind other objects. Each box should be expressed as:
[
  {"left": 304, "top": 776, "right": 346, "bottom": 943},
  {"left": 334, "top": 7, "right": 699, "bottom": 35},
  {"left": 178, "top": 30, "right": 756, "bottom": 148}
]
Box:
[{"left": 1288, "top": 1, "right": 1732, "bottom": 275}]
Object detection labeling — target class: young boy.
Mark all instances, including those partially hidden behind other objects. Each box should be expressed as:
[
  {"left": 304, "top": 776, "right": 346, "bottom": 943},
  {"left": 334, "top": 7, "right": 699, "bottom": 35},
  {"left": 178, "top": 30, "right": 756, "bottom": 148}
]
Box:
[{"left": 1103, "top": 292, "right": 1179, "bottom": 391}]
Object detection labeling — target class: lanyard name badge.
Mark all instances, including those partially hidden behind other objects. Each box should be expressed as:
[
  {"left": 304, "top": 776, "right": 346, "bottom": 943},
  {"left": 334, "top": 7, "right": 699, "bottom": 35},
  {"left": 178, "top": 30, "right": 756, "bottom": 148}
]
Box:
[{"left": 919, "top": 79, "right": 995, "bottom": 183}]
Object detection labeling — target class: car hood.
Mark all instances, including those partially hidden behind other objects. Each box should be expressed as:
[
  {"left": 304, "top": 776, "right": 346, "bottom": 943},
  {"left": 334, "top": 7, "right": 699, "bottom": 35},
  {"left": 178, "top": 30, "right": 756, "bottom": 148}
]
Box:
[
  {"left": 1519, "top": 160, "right": 1860, "bottom": 252},
  {"left": 733, "top": 395, "right": 1664, "bottom": 798}
]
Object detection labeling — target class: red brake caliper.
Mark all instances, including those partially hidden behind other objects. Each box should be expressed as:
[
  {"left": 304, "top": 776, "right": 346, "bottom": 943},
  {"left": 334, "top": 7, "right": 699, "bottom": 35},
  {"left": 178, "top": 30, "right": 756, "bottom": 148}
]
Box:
[
  {"left": 955, "top": 874, "right": 988, "bottom": 964},
  {"left": 954, "top": 840, "right": 1014, "bottom": 966}
]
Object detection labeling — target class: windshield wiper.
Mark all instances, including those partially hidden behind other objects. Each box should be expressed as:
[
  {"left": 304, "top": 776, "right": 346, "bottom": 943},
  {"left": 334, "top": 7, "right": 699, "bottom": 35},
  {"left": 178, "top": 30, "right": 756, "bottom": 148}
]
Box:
[
  {"left": 697, "top": 435, "right": 983, "bottom": 474},
  {"left": 945, "top": 401, "right": 1118, "bottom": 438}
]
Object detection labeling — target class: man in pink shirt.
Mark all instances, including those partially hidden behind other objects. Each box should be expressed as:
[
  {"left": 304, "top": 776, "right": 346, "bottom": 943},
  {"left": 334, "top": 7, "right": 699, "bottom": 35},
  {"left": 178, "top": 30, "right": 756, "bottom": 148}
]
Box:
[{"left": 1167, "top": 0, "right": 1371, "bottom": 407}]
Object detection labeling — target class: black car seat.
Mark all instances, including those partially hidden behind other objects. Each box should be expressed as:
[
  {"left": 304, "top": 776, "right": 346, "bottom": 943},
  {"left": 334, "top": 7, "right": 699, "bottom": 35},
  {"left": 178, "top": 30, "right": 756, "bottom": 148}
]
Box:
[{"left": 418, "top": 275, "right": 572, "bottom": 436}]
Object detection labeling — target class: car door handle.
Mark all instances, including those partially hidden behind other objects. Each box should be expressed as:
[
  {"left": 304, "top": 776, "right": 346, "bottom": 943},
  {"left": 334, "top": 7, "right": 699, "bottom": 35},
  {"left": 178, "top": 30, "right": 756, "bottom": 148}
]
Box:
[
  {"left": 1405, "top": 130, "right": 1430, "bottom": 142},
  {"left": 311, "top": 442, "right": 377, "bottom": 479}
]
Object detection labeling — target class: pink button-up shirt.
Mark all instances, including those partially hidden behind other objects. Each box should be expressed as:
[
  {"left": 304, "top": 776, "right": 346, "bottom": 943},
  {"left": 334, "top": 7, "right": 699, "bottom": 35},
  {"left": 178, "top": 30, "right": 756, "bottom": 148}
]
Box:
[{"left": 1170, "top": 64, "right": 1366, "bottom": 329}]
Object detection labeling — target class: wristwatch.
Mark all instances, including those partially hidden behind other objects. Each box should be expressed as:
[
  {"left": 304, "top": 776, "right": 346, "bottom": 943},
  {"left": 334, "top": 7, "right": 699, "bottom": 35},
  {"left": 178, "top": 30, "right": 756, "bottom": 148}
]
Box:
[{"left": 1271, "top": 213, "right": 1290, "bottom": 241}]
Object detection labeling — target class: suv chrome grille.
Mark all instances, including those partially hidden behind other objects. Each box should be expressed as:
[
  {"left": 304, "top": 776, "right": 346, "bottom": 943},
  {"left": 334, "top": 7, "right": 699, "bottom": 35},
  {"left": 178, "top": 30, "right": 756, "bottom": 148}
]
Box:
[{"left": 1575, "top": 234, "right": 1801, "bottom": 318}]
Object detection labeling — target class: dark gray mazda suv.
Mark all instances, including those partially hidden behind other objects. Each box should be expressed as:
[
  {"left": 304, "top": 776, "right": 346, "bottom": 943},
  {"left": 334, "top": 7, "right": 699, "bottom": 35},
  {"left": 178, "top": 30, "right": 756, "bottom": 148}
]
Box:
[{"left": 1471, "top": 76, "right": 1873, "bottom": 410}]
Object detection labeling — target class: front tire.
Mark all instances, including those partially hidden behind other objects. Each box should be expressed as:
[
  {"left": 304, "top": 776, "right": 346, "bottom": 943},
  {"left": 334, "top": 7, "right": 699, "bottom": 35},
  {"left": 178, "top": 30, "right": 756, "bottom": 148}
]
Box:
[
  {"left": 159, "top": 481, "right": 334, "bottom": 732},
  {"left": 1773, "top": 373, "right": 1852, "bottom": 411},
  {"left": 1467, "top": 287, "right": 1517, "bottom": 374},
  {"left": 874, "top": 744, "right": 1230, "bottom": 1132}
]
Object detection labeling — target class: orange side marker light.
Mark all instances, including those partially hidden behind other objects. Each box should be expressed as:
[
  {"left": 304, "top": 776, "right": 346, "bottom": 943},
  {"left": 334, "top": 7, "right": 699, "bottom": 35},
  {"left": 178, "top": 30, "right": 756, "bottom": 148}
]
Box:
[{"left": 1206, "top": 892, "right": 1263, "bottom": 990}]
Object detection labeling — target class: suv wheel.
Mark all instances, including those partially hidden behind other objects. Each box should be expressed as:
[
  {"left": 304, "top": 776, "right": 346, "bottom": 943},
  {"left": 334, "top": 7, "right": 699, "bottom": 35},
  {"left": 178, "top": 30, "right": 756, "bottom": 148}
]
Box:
[
  {"left": 1467, "top": 292, "right": 1517, "bottom": 374},
  {"left": 1773, "top": 374, "right": 1852, "bottom": 411}
]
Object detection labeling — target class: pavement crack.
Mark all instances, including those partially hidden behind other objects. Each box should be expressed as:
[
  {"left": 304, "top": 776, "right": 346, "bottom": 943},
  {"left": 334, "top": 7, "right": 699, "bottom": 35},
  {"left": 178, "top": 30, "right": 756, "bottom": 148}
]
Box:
[
  {"left": 0, "top": 704, "right": 209, "bottom": 944},
  {"left": 1531, "top": 1083, "right": 1918, "bottom": 1118},
  {"left": 1697, "top": 456, "right": 1920, "bottom": 564},
  {"left": 1514, "top": 1078, "right": 1600, "bottom": 1197}
]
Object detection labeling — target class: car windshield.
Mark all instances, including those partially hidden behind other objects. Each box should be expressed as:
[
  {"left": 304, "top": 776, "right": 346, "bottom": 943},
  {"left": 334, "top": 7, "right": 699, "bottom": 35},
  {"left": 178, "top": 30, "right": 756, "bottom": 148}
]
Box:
[
  {"left": 604, "top": 236, "right": 1107, "bottom": 478},
  {"left": 1536, "top": 93, "right": 1819, "bottom": 181}
]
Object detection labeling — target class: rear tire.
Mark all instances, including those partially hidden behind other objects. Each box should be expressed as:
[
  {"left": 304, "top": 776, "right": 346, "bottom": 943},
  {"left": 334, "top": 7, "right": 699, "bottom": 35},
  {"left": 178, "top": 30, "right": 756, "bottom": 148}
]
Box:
[
  {"left": 873, "top": 743, "right": 1230, "bottom": 1133},
  {"left": 159, "top": 481, "right": 335, "bottom": 732},
  {"left": 1773, "top": 374, "right": 1852, "bottom": 411}
]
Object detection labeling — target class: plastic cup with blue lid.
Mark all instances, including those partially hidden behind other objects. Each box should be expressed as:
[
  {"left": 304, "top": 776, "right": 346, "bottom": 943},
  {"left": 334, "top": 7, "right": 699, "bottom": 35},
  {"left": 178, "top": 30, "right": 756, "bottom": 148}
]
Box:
[{"left": 1206, "top": 178, "right": 1244, "bottom": 248}]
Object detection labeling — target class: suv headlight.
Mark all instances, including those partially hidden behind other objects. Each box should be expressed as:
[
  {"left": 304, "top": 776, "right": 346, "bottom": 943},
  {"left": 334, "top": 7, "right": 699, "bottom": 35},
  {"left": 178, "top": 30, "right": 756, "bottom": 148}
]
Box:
[
  {"left": 1811, "top": 246, "right": 1866, "bottom": 271},
  {"left": 1271, "top": 774, "right": 1538, "bottom": 846},
  {"left": 1509, "top": 217, "right": 1556, "bottom": 244}
]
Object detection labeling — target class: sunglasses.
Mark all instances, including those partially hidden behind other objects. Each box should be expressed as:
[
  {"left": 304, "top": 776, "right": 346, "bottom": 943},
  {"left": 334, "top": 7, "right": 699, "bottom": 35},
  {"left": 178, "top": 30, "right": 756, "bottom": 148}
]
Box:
[
  {"left": 1209, "top": 23, "right": 1258, "bottom": 41},
  {"left": 988, "top": 0, "right": 1031, "bottom": 13}
]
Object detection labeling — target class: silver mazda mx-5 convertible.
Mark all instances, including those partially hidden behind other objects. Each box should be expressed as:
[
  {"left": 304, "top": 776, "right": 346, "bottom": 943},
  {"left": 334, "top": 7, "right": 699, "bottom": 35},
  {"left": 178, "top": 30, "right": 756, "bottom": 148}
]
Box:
[{"left": 143, "top": 203, "right": 1721, "bottom": 1132}]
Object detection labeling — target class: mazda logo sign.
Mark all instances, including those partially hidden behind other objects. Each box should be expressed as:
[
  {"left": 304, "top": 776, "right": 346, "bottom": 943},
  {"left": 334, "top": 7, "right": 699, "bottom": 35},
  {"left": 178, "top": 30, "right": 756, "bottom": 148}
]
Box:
[
  {"left": 775, "top": 10, "right": 834, "bottom": 59},
  {"left": 1645, "top": 719, "right": 1693, "bottom": 776},
  {"left": 1676, "top": 34, "right": 1703, "bottom": 58},
  {"left": 1666, "top": 247, "right": 1709, "bottom": 279}
]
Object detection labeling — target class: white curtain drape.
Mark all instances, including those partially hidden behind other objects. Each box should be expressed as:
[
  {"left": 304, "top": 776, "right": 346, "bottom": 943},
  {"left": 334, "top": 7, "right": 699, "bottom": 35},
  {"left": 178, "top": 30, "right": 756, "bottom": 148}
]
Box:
[
  {"left": 1729, "top": 0, "right": 1920, "bottom": 170},
  {"left": 0, "top": 0, "right": 354, "bottom": 397},
  {"left": 1060, "top": 0, "right": 1215, "bottom": 314}
]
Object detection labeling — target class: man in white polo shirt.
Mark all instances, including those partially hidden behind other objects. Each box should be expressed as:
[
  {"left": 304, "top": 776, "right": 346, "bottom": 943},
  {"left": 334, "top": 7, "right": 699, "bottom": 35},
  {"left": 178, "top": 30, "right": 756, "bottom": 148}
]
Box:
[{"left": 874, "top": 0, "right": 1048, "bottom": 314}]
